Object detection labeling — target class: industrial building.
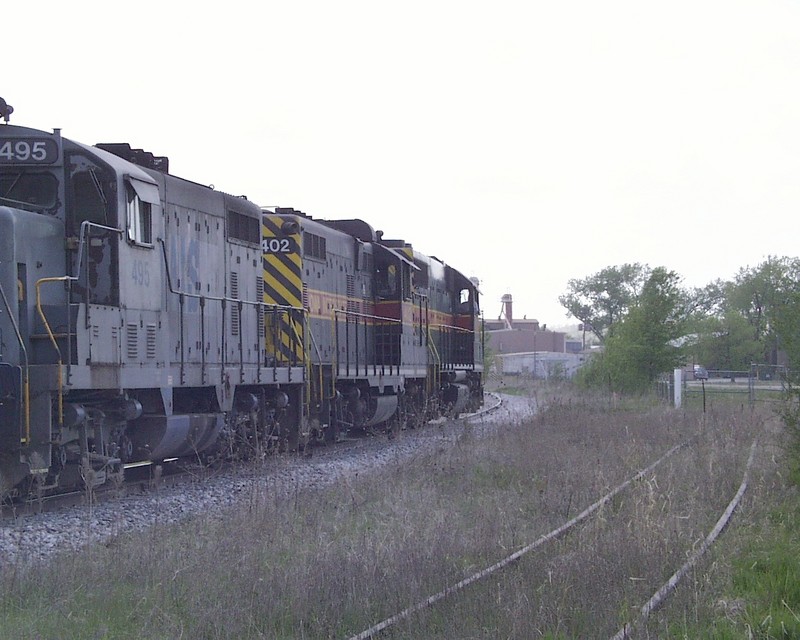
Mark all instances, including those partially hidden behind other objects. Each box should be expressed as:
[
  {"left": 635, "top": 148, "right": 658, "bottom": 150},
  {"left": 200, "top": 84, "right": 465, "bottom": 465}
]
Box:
[{"left": 485, "top": 294, "right": 584, "bottom": 379}]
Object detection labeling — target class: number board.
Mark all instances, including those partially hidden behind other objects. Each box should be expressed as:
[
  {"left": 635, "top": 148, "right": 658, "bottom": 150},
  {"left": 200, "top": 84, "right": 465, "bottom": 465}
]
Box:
[
  {"left": 261, "top": 237, "right": 297, "bottom": 254},
  {"left": 0, "top": 138, "right": 59, "bottom": 164}
]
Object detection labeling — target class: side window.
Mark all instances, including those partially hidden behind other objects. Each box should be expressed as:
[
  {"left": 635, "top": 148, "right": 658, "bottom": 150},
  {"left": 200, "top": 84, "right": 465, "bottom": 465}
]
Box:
[
  {"left": 376, "top": 263, "right": 398, "bottom": 298},
  {"left": 402, "top": 264, "right": 412, "bottom": 301},
  {"left": 66, "top": 153, "right": 114, "bottom": 232},
  {"left": 125, "top": 178, "right": 159, "bottom": 246}
]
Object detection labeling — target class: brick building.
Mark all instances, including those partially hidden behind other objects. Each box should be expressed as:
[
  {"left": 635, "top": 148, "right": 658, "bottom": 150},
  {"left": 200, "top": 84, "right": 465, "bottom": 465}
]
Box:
[
  {"left": 484, "top": 294, "right": 566, "bottom": 355},
  {"left": 484, "top": 294, "right": 582, "bottom": 379}
]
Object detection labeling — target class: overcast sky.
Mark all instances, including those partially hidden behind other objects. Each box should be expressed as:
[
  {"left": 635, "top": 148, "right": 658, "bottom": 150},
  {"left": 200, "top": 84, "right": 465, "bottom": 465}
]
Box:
[{"left": 5, "top": 1, "right": 800, "bottom": 326}]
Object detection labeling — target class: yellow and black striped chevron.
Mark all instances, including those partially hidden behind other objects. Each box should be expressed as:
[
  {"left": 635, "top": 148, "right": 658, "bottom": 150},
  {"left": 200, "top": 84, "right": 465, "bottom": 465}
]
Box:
[{"left": 262, "top": 215, "right": 304, "bottom": 362}]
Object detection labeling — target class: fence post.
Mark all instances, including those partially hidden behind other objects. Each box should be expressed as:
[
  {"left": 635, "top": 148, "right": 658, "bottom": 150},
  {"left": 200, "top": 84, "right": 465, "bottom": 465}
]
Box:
[{"left": 674, "top": 368, "right": 682, "bottom": 409}]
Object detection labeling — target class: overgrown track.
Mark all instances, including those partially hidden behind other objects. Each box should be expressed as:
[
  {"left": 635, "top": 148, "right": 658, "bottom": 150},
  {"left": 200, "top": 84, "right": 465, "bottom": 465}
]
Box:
[{"left": 349, "top": 432, "right": 758, "bottom": 639}]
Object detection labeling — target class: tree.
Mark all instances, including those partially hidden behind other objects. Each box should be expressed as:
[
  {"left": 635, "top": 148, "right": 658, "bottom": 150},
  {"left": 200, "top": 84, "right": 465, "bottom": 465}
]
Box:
[
  {"left": 772, "top": 288, "right": 800, "bottom": 483},
  {"left": 686, "top": 279, "right": 727, "bottom": 317},
  {"left": 577, "top": 268, "right": 687, "bottom": 393},
  {"left": 678, "top": 257, "right": 800, "bottom": 371},
  {"left": 689, "top": 312, "right": 763, "bottom": 372},
  {"left": 726, "top": 256, "right": 800, "bottom": 363},
  {"left": 558, "top": 263, "right": 649, "bottom": 343},
  {"left": 774, "top": 290, "right": 800, "bottom": 370}
]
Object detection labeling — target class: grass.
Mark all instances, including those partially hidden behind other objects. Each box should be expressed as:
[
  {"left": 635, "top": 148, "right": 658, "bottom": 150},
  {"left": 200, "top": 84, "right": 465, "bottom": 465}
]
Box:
[
  {"left": 647, "top": 504, "right": 800, "bottom": 640},
  {"left": 0, "top": 384, "right": 786, "bottom": 639}
]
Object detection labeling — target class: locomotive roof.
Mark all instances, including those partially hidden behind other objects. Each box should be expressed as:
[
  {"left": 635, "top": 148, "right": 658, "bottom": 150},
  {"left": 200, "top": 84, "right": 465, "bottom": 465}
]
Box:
[
  {"left": 373, "top": 242, "right": 419, "bottom": 270},
  {"left": 0, "top": 125, "right": 159, "bottom": 188},
  {"left": 71, "top": 139, "right": 160, "bottom": 186}
]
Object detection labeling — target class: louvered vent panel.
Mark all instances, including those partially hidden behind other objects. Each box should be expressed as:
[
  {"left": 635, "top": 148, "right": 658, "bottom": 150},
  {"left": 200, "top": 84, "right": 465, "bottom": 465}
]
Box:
[
  {"left": 146, "top": 324, "right": 157, "bottom": 359},
  {"left": 346, "top": 275, "right": 356, "bottom": 313},
  {"left": 230, "top": 271, "right": 240, "bottom": 336},
  {"left": 302, "top": 283, "right": 309, "bottom": 311},
  {"left": 126, "top": 323, "right": 138, "bottom": 360},
  {"left": 256, "top": 277, "right": 264, "bottom": 337}
]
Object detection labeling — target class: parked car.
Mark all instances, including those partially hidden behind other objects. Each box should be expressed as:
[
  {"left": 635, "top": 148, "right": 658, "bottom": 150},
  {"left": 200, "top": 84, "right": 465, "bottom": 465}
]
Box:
[{"left": 693, "top": 365, "right": 709, "bottom": 380}]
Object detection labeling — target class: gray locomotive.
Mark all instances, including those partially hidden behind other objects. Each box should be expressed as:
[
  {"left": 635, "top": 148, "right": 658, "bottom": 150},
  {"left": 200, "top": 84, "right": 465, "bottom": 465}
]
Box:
[{"left": 0, "top": 98, "right": 483, "bottom": 500}]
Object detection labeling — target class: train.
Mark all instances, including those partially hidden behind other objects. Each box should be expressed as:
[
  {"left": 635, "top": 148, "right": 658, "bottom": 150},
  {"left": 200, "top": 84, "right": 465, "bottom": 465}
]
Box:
[{"left": 0, "top": 97, "right": 484, "bottom": 500}]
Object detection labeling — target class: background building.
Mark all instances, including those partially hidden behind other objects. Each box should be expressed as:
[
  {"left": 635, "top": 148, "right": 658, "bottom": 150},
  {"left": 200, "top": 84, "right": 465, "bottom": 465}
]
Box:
[{"left": 485, "top": 294, "right": 583, "bottom": 379}]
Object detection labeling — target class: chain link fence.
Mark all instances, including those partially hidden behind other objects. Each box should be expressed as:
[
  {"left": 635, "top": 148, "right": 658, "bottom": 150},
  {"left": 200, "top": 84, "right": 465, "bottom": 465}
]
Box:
[{"left": 657, "top": 364, "right": 789, "bottom": 408}]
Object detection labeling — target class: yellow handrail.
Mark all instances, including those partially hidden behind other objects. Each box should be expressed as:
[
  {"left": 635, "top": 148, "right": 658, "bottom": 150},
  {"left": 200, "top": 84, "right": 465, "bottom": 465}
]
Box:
[{"left": 35, "top": 276, "right": 73, "bottom": 430}]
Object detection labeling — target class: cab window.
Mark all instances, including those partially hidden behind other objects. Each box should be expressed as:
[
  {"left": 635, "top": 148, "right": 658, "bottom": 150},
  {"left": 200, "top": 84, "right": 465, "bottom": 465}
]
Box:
[
  {"left": 0, "top": 171, "right": 58, "bottom": 213},
  {"left": 66, "top": 153, "right": 114, "bottom": 233},
  {"left": 125, "top": 178, "right": 159, "bottom": 246}
]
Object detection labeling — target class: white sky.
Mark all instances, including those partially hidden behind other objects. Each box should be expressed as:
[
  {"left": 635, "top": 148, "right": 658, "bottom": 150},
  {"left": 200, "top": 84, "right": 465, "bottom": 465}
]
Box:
[{"left": 5, "top": 1, "right": 800, "bottom": 326}]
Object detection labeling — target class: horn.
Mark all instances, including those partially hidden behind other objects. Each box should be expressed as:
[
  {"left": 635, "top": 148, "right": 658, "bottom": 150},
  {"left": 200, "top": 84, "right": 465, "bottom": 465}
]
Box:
[{"left": 281, "top": 220, "right": 300, "bottom": 235}]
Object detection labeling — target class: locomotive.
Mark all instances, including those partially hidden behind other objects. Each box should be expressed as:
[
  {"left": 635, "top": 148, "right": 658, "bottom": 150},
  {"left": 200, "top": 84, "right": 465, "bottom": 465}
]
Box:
[{"left": 0, "top": 98, "right": 483, "bottom": 500}]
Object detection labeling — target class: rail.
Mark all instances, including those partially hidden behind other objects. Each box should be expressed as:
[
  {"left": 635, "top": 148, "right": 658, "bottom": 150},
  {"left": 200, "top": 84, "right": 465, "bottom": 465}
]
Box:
[
  {"left": 610, "top": 439, "right": 758, "bottom": 639},
  {"left": 349, "top": 439, "right": 689, "bottom": 640}
]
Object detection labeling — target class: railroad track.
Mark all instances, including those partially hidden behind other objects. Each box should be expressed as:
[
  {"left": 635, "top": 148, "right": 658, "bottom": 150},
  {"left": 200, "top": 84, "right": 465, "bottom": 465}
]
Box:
[
  {"left": 343, "top": 421, "right": 758, "bottom": 640},
  {"left": 3, "top": 394, "right": 505, "bottom": 521}
]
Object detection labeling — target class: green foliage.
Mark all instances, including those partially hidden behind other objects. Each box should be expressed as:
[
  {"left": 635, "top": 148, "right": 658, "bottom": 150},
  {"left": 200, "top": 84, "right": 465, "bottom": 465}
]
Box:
[
  {"left": 565, "top": 256, "right": 800, "bottom": 389},
  {"left": 686, "top": 256, "right": 800, "bottom": 370},
  {"left": 728, "top": 257, "right": 800, "bottom": 359},
  {"left": 576, "top": 268, "right": 686, "bottom": 393},
  {"left": 726, "top": 505, "right": 800, "bottom": 638},
  {"left": 776, "top": 387, "right": 800, "bottom": 486},
  {"left": 558, "top": 263, "right": 650, "bottom": 343},
  {"left": 689, "top": 312, "right": 764, "bottom": 372},
  {"left": 774, "top": 289, "right": 800, "bottom": 485},
  {"left": 773, "top": 289, "right": 800, "bottom": 371}
]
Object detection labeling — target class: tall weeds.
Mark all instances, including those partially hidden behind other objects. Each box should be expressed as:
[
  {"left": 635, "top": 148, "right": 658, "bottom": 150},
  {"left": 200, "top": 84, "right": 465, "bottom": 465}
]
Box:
[{"left": 0, "top": 389, "right": 769, "bottom": 639}]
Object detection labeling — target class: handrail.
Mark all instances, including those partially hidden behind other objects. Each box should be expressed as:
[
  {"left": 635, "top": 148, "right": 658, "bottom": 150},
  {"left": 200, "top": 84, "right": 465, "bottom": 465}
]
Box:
[
  {"left": 430, "top": 322, "right": 474, "bottom": 333},
  {"left": 431, "top": 322, "right": 476, "bottom": 370},
  {"left": 0, "top": 280, "right": 30, "bottom": 444},
  {"left": 158, "top": 238, "right": 300, "bottom": 313},
  {"left": 75, "top": 220, "right": 123, "bottom": 279},
  {"left": 427, "top": 335, "right": 441, "bottom": 397},
  {"left": 334, "top": 308, "right": 404, "bottom": 325},
  {"left": 333, "top": 308, "right": 403, "bottom": 377},
  {"left": 75, "top": 221, "right": 123, "bottom": 329},
  {"left": 157, "top": 238, "right": 305, "bottom": 380},
  {"left": 303, "top": 314, "right": 318, "bottom": 418},
  {"left": 35, "top": 276, "right": 76, "bottom": 432}
]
